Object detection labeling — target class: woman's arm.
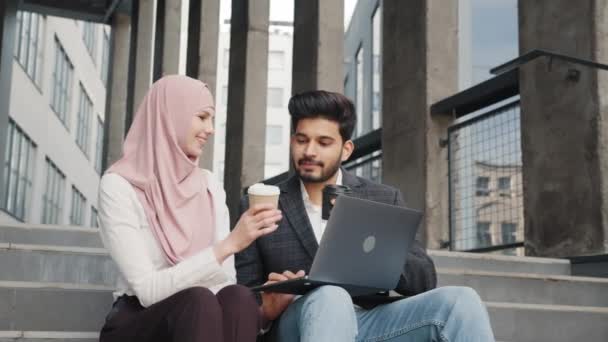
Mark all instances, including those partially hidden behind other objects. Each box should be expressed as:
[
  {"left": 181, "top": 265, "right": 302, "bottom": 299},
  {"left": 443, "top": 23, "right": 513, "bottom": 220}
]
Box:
[{"left": 98, "top": 174, "right": 231, "bottom": 307}]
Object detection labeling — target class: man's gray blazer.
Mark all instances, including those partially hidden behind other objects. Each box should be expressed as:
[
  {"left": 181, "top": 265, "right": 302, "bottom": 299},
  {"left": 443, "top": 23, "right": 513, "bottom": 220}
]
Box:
[{"left": 235, "top": 169, "right": 437, "bottom": 304}]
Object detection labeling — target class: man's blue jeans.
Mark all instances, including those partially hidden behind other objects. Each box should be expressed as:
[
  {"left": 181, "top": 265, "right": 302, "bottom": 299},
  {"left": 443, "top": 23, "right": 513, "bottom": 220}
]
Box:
[{"left": 269, "top": 286, "right": 495, "bottom": 342}]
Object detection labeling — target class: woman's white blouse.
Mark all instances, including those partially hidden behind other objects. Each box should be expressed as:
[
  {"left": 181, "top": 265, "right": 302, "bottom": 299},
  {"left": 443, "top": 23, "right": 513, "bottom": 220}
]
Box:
[{"left": 97, "top": 170, "right": 236, "bottom": 308}]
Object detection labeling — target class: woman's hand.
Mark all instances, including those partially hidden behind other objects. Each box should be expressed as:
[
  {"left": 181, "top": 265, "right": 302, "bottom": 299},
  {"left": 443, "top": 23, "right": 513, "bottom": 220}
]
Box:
[{"left": 214, "top": 204, "right": 282, "bottom": 263}]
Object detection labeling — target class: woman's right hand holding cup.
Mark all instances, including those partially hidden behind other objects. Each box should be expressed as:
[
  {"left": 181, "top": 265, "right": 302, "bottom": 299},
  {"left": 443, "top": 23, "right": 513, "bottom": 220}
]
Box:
[{"left": 214, "top": 204, "right": 281, "bottom": 263}]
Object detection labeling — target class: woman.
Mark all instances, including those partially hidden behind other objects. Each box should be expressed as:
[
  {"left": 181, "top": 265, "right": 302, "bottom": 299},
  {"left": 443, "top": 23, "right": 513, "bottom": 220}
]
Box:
[{"left": 98, "top": 75, "right": 281, "bottom": 342}]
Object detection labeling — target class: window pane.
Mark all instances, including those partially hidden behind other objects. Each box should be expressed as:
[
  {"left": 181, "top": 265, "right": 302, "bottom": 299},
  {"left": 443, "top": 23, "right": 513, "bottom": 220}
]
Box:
[
  {"left": 268, "top": 51, "right": 285, "bottom": 70},
  {"left": 498, "top": 177, "right": 511, "bottom": 190},
  {"left": 223, "top": 49, "right": 230, "bottom": 68},
  {"left": 476, "top": 221, "right": 492, "bottom": 247},
  {"left": 355, "top": 46, "right": 364, "bottom": 137},
  {"left": 267, "top": 87, "right": 283, "bottom": 108},
  {"left": 501, "top": 223, "right": 517, "bottom": 244},
  {"left": 371, "top": 5, "right": 382, "bottom": 129},
  {"left": 222, "top": 86, "right": 228, "bottom": 106},
  {"left": 2, "top": 123, "right": 14, "bottom": 209},
  {"left": 21, "top": 12, "right": 30, "bottom": 67},
  {"left": 266, "top": 125, "right": 282, "bottom": 145}
]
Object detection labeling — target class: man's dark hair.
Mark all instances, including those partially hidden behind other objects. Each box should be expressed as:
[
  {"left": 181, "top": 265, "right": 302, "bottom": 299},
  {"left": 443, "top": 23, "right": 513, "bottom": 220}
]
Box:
[{"left": 288, "top": 90, "right": 357, "bottom": 142}]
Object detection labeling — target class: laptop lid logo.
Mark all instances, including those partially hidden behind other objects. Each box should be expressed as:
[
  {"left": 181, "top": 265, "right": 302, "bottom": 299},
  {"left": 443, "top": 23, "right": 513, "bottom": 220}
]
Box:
[{"left": 363, "top": 236, "right": 376, "bottom": 253}]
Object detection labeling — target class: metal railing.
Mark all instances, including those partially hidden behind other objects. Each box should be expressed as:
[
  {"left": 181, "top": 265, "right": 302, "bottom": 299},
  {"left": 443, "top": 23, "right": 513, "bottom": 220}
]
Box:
[{"left": 447, "top": 100, "right": 524, "bottom": 255}]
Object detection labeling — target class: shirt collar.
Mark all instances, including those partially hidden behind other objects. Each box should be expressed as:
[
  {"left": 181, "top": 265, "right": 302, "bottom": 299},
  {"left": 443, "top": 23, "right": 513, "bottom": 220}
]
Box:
[{"left": 300, "top": 169, "right": 343, "bottom": 207}]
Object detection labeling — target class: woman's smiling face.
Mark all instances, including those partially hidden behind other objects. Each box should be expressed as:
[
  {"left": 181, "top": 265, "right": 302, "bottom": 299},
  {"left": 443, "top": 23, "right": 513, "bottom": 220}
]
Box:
[{"left": 179, "top": 110, "right": 215, "bottom": 162}]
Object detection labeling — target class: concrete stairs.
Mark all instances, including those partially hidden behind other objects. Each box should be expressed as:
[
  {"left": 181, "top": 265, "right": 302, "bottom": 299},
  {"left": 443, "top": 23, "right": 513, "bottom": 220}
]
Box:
[
  {"left": 1, "top": 223, "right": 607, "bottom": 341},
  {"left": 0, "top": 223, "right": 115, "bottom": 342},
  {"left": 431, "top": 250, "right": 608, "bottom": 341}
]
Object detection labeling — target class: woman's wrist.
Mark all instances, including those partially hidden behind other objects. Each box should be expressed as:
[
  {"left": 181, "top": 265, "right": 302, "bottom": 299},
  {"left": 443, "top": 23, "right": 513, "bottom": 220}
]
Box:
[{"left": 213, "top": 239, "right": 235, "bottom": 264}]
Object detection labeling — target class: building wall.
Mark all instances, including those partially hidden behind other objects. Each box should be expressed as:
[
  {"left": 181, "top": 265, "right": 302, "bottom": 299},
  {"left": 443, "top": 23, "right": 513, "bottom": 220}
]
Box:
[{"left": 2, "top": 13, "right": 109, "bottom": 227}]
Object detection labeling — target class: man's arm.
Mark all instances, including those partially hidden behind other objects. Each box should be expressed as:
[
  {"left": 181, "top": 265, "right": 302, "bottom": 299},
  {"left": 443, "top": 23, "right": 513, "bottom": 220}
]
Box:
[
  {"left": 234, "top": 195, "right": 267, "bottom": 303},
  {"left": 393, "top": 190, "right": 437, "bottom": 296}
]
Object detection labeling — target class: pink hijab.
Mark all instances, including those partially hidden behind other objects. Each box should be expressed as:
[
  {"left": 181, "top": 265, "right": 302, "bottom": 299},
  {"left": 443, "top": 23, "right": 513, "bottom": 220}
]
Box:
[{"left": 107, "top": 75, "right": 216, "bottom": 265}]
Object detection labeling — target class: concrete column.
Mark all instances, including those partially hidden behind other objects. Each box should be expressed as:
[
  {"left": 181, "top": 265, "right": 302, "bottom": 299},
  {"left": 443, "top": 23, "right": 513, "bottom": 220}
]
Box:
[
  {"left": 132, "top": 0, "right": 156, "bottom": 118},
  {"left": 292, "top": 0, "right": 344, "bottom": 94},
  {"left": 0, "top": 0, "right": 17, "bottom": 206},
  {"left": 224, "top": 0, "right": 269, "bottom": 224},
  {"left": 160, "top": 0, "right": 182, "bottom": 75},
  {"left": 186, "top": 0, "right": 221, "bottom": 171},
  {"left": 102, "top": 13, "right": 131, "bottom": 172},
  {"left": 518, "top": 0, "right": 608, "bottom": 257},
  {"left": 381, "top": 0, "right": 458, "bottom": 249}
]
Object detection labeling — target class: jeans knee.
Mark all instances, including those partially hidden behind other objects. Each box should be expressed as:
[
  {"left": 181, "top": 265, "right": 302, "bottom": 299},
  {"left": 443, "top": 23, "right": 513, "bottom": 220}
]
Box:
[
  {"left": 308, "top": 285, "right": 351, "bottom": 304},
  {"left": 436, "top": 286, "right": 486, "bottom": 318},
  {"left": 301, "top": 285, "right": 354, "bottom": 317},
  {"left": 448, "top": 286, "right": 482, "bottom": 305}
]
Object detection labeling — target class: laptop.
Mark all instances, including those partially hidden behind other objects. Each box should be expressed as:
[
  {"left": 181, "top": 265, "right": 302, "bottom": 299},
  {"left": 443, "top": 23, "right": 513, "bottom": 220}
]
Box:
[{"left": 251, "top": 195, "right": 422, "bottom": 297}]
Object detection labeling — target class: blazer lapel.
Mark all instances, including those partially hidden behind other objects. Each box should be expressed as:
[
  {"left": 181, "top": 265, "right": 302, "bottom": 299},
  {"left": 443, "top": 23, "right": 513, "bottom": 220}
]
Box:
[
  {"left": 279, "top": 175, "right": 319, "bottom": 259},
  {"left": 341, "top": 168, "right": 364, "bottom": 195}
]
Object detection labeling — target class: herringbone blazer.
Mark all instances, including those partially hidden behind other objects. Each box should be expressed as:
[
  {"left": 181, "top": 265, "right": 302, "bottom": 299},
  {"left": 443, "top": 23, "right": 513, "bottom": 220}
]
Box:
[{"left": 235, "top": 169, "right": 437, "bottom": 301}]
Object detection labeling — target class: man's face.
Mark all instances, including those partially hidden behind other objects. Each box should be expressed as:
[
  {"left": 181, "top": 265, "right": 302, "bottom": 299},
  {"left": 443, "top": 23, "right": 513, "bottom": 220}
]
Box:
[{"left": 291, "top": 117, "right": 354, "bottom": 183}]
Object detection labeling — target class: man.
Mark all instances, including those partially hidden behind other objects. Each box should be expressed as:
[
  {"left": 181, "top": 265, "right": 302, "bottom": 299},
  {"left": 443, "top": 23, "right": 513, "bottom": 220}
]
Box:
[{"left": 236, "top": 91, "right": 495, "bottom": 341}]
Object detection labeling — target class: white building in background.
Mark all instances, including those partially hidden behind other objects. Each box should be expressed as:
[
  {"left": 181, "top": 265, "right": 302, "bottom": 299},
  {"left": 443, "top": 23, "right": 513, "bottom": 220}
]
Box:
[
  {"left": 1, "top": 12, "right": 110, "bottom": 227},
  {"left": 213, "top": 23, "right": 293, "bottom": 183}
]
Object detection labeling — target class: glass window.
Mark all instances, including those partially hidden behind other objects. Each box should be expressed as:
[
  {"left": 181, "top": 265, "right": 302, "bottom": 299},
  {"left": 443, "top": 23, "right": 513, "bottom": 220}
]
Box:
[
  {"left": 14, "top": 11, "right": 44, "bottom": 85},
  {"left": 90, "top": 206, "right": 99, "bottom": 228},
  {"left": 223, "top": 48, "right": 230, "bottom": 68},
  {"left": 1, "top": 120, "right": 36, "bottom": 221},
  {"left": 355, "top": 46, "right": 364, "bottom": 137},
  {"left": 82, "top": 21, "right": 97, "bottom": 63},
  {"left": 476, "top": 221, "right": 492, "bottom": 247},
  {"left": 76, "top": 84, "right": 93, "bottom": 156},
  {"left": 41, "top": 158, "right": 66, "bottom": 224},
  {"left": 95, "top": 117, "right": 104, "bottom": 173},
  {"left": 70, "top": 186, "right": 86, "bottom": 226},
  {"left": 267, "top": 88, "right": 283, "bottom": 108},
  {"left": 217, "top": 123, "right": 226, "bottom": 144},
  {"left": 101, "top": 31, "right": 110, "bottom": 86},
  {"left": 371, "top": 5, "right": 382, "bottom": 129},
  {"left": 501, "top": 222, "right": 517, "bottom": 244},
  {"left": 476, "top": 176, "right": 490, "bottom": 196},
  {"left": 51, "top": 37, "right": 74, "bottom": 127},
  {"left": 372, "top": 92, "right": 380, "bottom": 112},
  {"left": 222, "top": 86, "right": 228, "bottom": 106},
  {"left": 268, "top": 50, "right": 285, "bottom": 70},
  {"left": 266, "top": 125, "right": 282, "bottom": 145},
  {"left": 498, "top": 176, "right": 511, "bottom": 191}
]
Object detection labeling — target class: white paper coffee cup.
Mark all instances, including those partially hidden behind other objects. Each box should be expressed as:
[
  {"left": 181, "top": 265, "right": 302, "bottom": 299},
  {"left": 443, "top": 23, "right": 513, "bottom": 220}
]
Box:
[{"left": 248, "top": 183, "right": 280, "bottom": 209}]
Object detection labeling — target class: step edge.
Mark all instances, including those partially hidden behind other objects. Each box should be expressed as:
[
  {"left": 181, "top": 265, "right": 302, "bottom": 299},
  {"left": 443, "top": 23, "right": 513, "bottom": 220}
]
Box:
[
  {"left": 0, "top": 331, "right": 98, "bottom": 339},
  {"left": 0, "top": 280, "right": 114, "bottom": 291},
  {"left": 437, "top": 268, "right": 608, "bottom": 283},
  {"left": 0, "top": 244, "right": 108, "bottom": 255},
  {"left": 429, "top": 250, "right": 570, "bottom": 265},
  {"left": 485, "top": 301, "right": 608, "bottom": 313},
  {"left": 0, "top": 223, "right": 99, "bottom": 233}
]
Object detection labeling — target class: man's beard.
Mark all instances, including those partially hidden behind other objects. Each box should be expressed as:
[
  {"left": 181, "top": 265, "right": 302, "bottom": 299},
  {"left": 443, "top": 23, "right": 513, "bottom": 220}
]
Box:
[{"left": 296, "top": 153, "right": 343, "bottom": 183}]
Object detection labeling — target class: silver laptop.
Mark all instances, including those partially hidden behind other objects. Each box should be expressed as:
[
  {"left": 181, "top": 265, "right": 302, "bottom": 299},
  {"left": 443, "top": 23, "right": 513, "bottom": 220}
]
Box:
[{"left": 251, "top": 195, "right": 422, "bottom": 296}]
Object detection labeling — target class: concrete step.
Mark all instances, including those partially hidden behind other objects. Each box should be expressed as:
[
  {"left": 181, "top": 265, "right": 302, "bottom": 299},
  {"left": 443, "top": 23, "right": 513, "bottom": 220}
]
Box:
[
  {"left": 0, "top": 243, "right": 118, "bottom": 286},
  {"left": 487, "top": 302, "right": 608, "bottom": 342},
  {"left": 429, "top": 250, "right": 571, "bottom": 276},
  {"left": 0, "top": 224, "right": 102, "bottom": 249},
  {"left": 0, "top": 331, "right": 97, "bottom": 342},
  {"left": 0, "top": 281, "right": 113, "bottom": 332},
  {"left": 438, "top": 268, "right": 608, "bottom": 307}
]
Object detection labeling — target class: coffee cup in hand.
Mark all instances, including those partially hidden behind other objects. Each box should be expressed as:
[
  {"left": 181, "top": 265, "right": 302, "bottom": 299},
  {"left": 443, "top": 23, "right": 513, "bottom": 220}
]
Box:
[{"left": 248, "top": 183, "right": 280, "bottom": 209}]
